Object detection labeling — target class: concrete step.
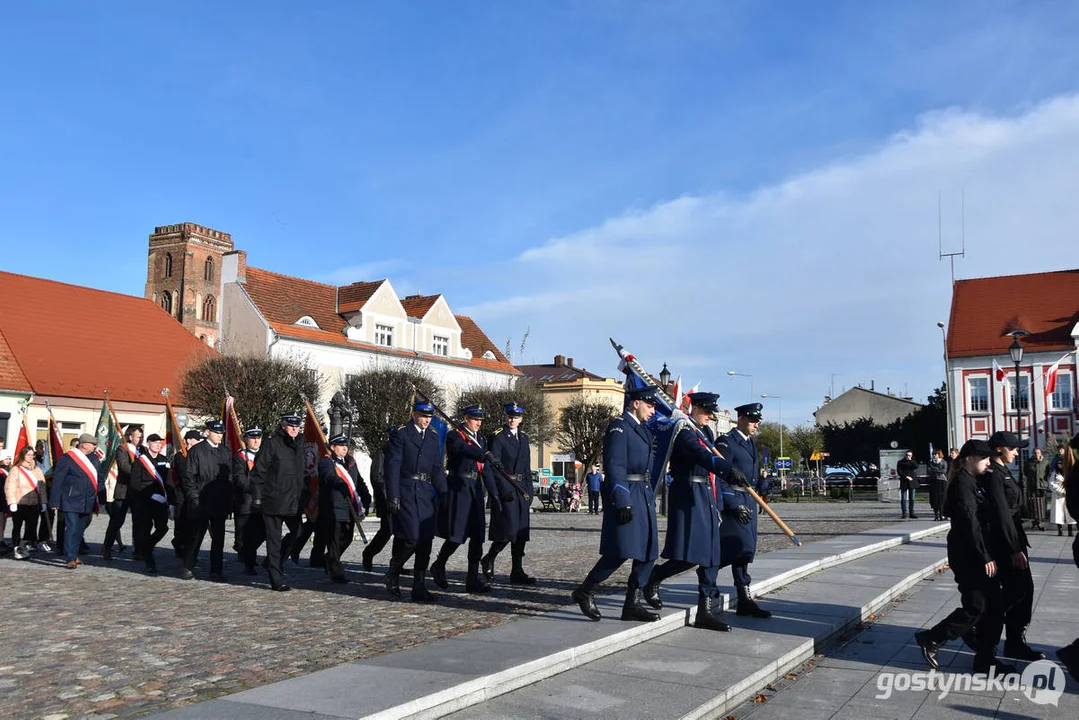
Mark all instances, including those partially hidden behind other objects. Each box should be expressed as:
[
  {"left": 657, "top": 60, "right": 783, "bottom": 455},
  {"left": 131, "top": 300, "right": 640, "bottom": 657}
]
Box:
[{"left": 152, "top": 520, "right": 949, "bottom": 720}]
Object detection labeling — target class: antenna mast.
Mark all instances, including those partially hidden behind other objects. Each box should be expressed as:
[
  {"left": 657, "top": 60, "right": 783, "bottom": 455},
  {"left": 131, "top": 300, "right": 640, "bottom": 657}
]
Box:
[{"left": 938, "top": 190, "right": 965, "bottom": 285}]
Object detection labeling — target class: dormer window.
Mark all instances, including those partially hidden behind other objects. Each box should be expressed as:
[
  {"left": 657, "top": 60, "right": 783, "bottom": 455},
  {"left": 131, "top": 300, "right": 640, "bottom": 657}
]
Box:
[
  {"left": 433, "top": 335, "right": 449, "bottom": 357},
  {"left": 295, "top": 316, "right": 320, "bottom": 329},
  {"left": 482, "top": 350, "right": 496, "bottom": 360},
  {"left": 375, "top": 323, "right": 394, "bottom": 347}
]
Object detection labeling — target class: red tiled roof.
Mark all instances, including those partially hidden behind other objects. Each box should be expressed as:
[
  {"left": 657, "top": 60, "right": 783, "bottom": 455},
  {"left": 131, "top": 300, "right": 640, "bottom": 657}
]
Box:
[
  {"left": 0, "top": 326, "right": 32, "bottom": 393},
  {"left": 240, "top": 266, "right": 516, "bottom": 374},
  {"left": 244, "top": 267, "right": 347, "bottom": 333},
  {"left": 401, "top": 294, "right": 441, "bottom": 319},
  {"left": 0, "top": 271, "right": 214, "bottom": 403},
  {"left": 517, "top": 360, "right": 606, "bottom": 383},
  {"left": 337, "top": 280, "right": 385, "bottom": 313},
  {"left": 947, "top": 269, "right": 1079, "bottom": 358}
]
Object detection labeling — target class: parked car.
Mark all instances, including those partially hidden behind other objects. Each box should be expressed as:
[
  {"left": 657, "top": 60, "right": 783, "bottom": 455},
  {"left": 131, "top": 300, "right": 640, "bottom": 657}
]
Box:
[{"left": 823, "top": 471, "right": 856, "bottom": 486}]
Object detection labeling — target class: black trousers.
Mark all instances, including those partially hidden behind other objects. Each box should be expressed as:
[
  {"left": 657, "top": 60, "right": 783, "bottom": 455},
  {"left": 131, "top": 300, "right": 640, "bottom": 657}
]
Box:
[
  {"left": 366, "top": 483, "right": 393, "bottom": 557},
  {"left": 585, "top": 554, "right": 654, "bottom": 589},
  {"left": 651, "top": 558, "right": 721, "bottom": 598},
  {"left": 132, "top": 498, "right": 169, "bottom": 569},
  {"left": 103, "top": 498, "right": 130, "bottom": 551},
  {"left": 324, "top": 519, "right": 354, "bottom": 580},
  {"left": 236, "top": 512, "right": 264, "bottom": 568},
  {"left": 392, "top": 536, "right": 432, "bottom": 572},
  {"left": 999, "top": 562, "right": 1034, "bottom": 638},
  {"left": 184, "top": 515, "right": 226, "bottom": 576},
  {"left": 264, "top": 513, "right": 302, "bottom": 588},
  {"left": 731, "top": 561, "right": 752, "bottom": 586},
  {"left": 11, "top": 505, "right": 39, "bottom": 546},
  {"left": 588, "top": 490, "right": 600, "bottom": 514},
  {"left": 172, "top": 505, "right": 191, "bottom": 556},
  {"left": 928, "top": 569, "right": 1004, "bottom": 653},
  {"left": 233, "top": 512, "right": 251, "bottom": 553}
]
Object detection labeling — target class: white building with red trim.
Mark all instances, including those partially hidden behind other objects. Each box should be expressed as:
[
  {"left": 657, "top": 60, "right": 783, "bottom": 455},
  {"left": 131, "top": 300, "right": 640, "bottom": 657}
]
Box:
[{"left": 944, "top": 269, "right": 1079, "bottom": 455}]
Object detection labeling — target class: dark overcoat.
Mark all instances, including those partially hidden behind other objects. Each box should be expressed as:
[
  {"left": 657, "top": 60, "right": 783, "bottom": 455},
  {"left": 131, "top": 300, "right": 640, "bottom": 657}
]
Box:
[
  {"left": 440, "top": 429, "right": 497, "bottom": 544},
  {"left": 487, "top": 426, "right": 533, "bottom": 543},
  {"left": 383, "top": 423, "right": 447, "bottom": 543},
  {"left": 662, "top": 424, "right": 729, "bottom": 567},
  {"left": 599, "top": 411, "right": 658, "bottom": 562},
  {"left": 717, "top": 428, "right": 759, "bottom": 567}
]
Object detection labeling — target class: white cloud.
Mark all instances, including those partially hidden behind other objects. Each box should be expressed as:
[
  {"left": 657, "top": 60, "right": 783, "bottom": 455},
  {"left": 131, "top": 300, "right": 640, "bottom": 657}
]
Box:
[{"left": 467, "top": 95, "right": 1079, "bottom": 423}]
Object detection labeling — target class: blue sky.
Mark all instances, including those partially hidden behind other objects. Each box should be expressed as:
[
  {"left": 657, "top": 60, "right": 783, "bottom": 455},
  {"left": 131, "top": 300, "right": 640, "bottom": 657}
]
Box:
[{"left": 3, "top": 1, "right": 1079, "bottom": 427}]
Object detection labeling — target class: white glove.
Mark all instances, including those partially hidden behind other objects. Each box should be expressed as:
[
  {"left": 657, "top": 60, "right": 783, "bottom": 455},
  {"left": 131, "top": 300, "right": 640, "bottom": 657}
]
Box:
[
  {"left": 40, "top": 504, "right": 47, "bottom": 513},
  {"left": 151, "top": 493, "right": 167, "bottom": 504},
  {"left": 8, "top": 503, "right": 16, "bottom": 513}
]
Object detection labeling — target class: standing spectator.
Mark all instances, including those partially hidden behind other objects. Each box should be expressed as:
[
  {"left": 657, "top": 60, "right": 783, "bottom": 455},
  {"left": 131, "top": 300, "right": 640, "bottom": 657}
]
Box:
[
  {"left": 0, "top": 438, "right": 10, "bottom": 556},
  {"left": 181, "top": 421, "right": 233, "bottom": 582},
  {"left": 897, "top": 450, "right": 919, "bottom": 519},
  {"left": 585, "top": 464, "right": 602, "bottom": 515},
  {"left": 103, "top": 425, "right": 142, "bottom": 560},
  {"left": 1024, "top": 448, "right": 1049, "bottom": 531},
  {"left": 1049, "top": 460, "right": 1074, "bottom": 537},
  {"left": 251, "top": 414, "right": 306, "bottom": 592},
  {"left": 128, "top": 434, "right": 171, "bottom": 574},
  {"left": 928, "top": 449, "right": 949, "bottom": 522},
  {"left": 6, "top": 446, "right": 47, "bottom": 559},
  {"left": 49, "top": 434, "right": 102, "bottom": 569}
]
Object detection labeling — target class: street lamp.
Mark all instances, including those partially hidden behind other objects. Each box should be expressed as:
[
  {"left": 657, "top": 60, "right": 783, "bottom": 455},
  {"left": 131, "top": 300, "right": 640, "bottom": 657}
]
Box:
[
  {"left": 937, "top": 322, "right": 955, "bottom": 450},
  {"left": 659, "top": 363, "right": 671, "bottom": 389},
  {"left": 1009, "top": 330, "right": 1029, "bottom": 465},
  {"left": 728, "top": 370, "right": 754, "bottom": 402},
  {"left": 761, "top": 393, "right": 783, "bottom": 473}
]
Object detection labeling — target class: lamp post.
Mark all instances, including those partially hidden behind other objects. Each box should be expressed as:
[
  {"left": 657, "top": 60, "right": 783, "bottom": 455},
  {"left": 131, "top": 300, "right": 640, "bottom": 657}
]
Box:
[
  {"left": 937, "top": 321, "right": 955, "bottom": 450},
  {"left": 728, "top": 370, "right": 754, "bottom": 402},
  {"left": 761, "top": 393, "right": 783, "bottom": 475},
  {"left": 1009, "top": 331, "right": 1029, "bottom": 465},
  {"left": 659, "top": 363, "right": 671, "bottom": 390}
]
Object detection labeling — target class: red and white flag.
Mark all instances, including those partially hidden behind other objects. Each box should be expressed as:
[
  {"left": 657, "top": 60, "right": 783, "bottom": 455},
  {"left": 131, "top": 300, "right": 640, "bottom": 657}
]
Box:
[
  {"left": 1044, "top": 353, "right": 1071, "bottom": 395},
  {"left": 993, "top": 359, "right": 1008, "bottom": 384}
]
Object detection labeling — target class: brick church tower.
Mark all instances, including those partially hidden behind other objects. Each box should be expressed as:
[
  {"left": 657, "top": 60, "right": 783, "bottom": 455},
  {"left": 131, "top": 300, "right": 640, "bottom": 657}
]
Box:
[{"left": 144, "top": 223, "right": 234, "bottom": 348}]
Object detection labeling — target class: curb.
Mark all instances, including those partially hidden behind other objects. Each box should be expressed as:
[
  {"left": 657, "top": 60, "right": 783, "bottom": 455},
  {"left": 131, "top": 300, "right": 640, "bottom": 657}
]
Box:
[{"left": 359, "top": 523, "right": 949, "bottom": 720}]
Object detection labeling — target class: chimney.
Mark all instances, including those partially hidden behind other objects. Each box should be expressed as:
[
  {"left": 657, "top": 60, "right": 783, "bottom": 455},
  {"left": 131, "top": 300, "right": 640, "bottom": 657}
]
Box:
[
  {"left": 870, "top": 379, "right": 874, "bottom": 391},
  {"left": 554, "top": 354, "right": 565, "bottom": 366},
  {"left": 567, "top": 357, "right": 574, "bottom": 367}
]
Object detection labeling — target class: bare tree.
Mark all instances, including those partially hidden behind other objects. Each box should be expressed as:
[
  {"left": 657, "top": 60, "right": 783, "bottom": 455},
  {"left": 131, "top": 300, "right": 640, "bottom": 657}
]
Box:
[
  {"left": 182, "top": 354, "right": 322, "bottom": 432},
  {"left": 556, "top": 398, "right": 618, "bottom": 481},
  {"left": 452, "top": 377, "right": 554, "bottom": 446},
  {"left": 787, "top": 425, "right": 825, "bottom": 471},
  {"left": 342, "top": 362, "right": 444, "bottom": 456}
]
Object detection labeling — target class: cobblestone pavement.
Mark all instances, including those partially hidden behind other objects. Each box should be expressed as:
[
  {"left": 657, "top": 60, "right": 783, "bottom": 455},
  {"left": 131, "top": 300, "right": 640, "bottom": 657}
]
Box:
[{"left": 0, "top": 501, "right": 911, "bottom": 719}]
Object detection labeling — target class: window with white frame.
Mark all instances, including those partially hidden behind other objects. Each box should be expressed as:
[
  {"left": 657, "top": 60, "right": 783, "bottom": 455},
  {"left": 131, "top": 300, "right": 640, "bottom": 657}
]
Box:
[
  {"left": 1008, "top": 375, "right": 1030, "bottom": 411},
  {"left": 1051, "top": 371, "right": 1073, "bottom": 411},
  {"left": 374, "top": 323, "right": 394, "bottom": 348},
  {"left": 968, "top": 376, "right": 989, "bottom": 413},
  {"left": 432, "top": 335, "right": 449, "bottom": 357}
]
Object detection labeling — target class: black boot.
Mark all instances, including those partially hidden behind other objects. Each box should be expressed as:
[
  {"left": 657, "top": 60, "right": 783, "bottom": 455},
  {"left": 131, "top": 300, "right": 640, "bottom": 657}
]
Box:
[
  {"left": 384, "top": 556, "right": 403, "bottom": 598},
  {"left": 430, "top": 556, "right": 449, "bottom": 589},
  {"left": 693, "top": 594, "right": 731, "bottom": 632},
  {"left": 642, "top": 578, "right": 663, "bottom": 610},
  {"left": 465, "top": 562, "right": 492, "bottom": 593},
  {"left": 411, "top": 569, "right": 438, "bottom": 603},
  {"left": 572, "top": 578, "right": 602, "bottom": 621},
  {"left": 1003, "top": 629, "right": 1046, "bottom": 661},
  {"left": 736, "top": 585, "right": 771, "bottom": 618},
  {"left": 1070, "top": 525, "right": 1075, "bottom": 537},
  {"left": 973, "top": 652, "right": 1016, "bottom": 675},
  {"left": 915, "top": 629, "right": 944, "bottom": 670},
  {"left": 509, "top": 554, "right": 536, "bottom": 585},
  {"left": 621, "top": 587, "right": 660, "bottom": 622},
  {"left": 1060, "top": 525, "right": 1064, "bottom": 537},
  {"left": 361, "top": 547, "right": 374, "bottom": 572},
  {"left": 480, "top": 553, "right": 496, "bottom": 582}
]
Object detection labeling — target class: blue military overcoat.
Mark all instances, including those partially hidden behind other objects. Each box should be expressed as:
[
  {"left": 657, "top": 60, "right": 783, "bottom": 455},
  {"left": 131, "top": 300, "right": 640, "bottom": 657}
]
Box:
[
  {"left": 384, "top": 423, "right": 448, "bottom": 543},
  {"left": 487, "top": 426, "right": 533, "bottom": 543},
  {"left": 661, "top": 424, "right": 731, "bottom": 567},
  {"left": 599, "top": 411, "right": 659, "bottom": 562},
  {"left": 439, "top": 428, "right": 498, "bottom": 544},
  {"left": 717, "top": 428, "right": 760, "bottom": 566}
]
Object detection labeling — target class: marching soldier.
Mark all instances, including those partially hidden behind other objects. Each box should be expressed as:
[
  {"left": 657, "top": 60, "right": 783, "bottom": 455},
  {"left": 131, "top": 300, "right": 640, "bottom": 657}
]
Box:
[
  {"left": 181, "top": 420, "right": 233, "bottom": 582},
  {"left": 318, "top": 435, "right": 372, "bottom": 584},
  {"left": 170, "top": 430, "right": 202, "bottom": 559},
  {"left": 232, "top": 427, "right": 263, "bottom": 575},
  {"left": 431, "top": 405, "right": 499, "bottom": 593},
  {"left": 717, "top": 402, "right": 771, "bottom": 618},
  {"left": 644, "top": 392, "right": 735, "bottom": 631},
  {"left": 383, "top": 399, "right": 448, "bottom": 602},
  {"left": 251, "top": 413, "right": 306, "bottom": 592},
  {"left": 572, "top": 386, "right": 661, "bottom": 622},
  {"left": 128, "top": 433, "right": 172, "bottom": 574},
  {"left": 481, "top": 402, "right": 536, "bottom": 584}
]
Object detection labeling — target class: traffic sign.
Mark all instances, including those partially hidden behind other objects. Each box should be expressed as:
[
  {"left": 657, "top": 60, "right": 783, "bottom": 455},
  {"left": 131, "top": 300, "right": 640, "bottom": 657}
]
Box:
[
  {"left": 810, "top": 451, "right": 823, "bottom": 461},
  {"left": 775, "top": 457, "right": 793, "bottom": 470}
]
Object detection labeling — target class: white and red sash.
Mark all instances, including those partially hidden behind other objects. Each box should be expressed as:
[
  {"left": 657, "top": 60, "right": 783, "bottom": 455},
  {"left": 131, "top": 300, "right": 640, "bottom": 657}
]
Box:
[
  {"left": 69, "top": 448, "right": 101, "bottom": 512},
  {"left": 332, "top": 459, "right": 361, "bottom": 512},
  {"left": 243, "top": 450, "right": 256, "bottom": 471},
  {"left": 138, "top": 453, "right": 169, "bottom": 495},
  {"left": 17, "top": 465, "right": 43, "bottom": 502},
  {"left": 457, "top": 430, "right": 484, "bottom": 472},
  {"left": 125, "top": 443, "right": 138, "bottom": 461}
]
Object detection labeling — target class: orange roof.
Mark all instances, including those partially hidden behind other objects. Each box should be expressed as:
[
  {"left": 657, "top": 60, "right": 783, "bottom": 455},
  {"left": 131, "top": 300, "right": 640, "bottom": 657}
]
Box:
[
  {"left": 0, "top": 326, "right": 32, "bottom": 393},
  {"left": 241, "top": 266, "right": 516, "bottom": 374},
  {"left": 947, "top": 269, "right": 1079, "bottom": 358},
  {"left": 401, "top": 293, "right": 441, "bottom": 319},
  {"left": 0, "top": 271, "right": 214, "bottom": 403}
]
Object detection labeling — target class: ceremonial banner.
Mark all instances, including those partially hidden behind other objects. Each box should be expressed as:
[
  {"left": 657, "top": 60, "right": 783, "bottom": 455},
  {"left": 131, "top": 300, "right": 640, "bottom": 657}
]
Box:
[
  {"left": 303, "top": 400, "right": 328, "bottom": 519},
  {"left": 95, "top": 398, "right": 123, "bottom": 487},
  {"left": 46, "top": 411, "right": 65, "bottom": 474},
  {"left": 223, "top": 394, "right": 243, "bottom": 453}
]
